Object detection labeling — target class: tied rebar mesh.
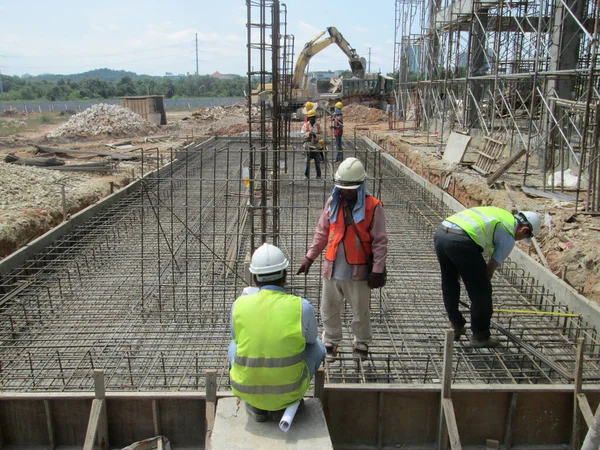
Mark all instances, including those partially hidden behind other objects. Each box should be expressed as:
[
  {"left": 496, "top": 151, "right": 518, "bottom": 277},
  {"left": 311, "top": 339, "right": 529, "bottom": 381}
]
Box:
[{"left": 0, "top": 136, "right": 599, "bottom": 392}]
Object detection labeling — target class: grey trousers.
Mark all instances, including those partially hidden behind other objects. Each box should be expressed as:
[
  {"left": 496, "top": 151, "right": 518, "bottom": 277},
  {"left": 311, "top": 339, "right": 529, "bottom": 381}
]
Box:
[{"left": 321, "top": 277, "right": 372, "bottom": 345}]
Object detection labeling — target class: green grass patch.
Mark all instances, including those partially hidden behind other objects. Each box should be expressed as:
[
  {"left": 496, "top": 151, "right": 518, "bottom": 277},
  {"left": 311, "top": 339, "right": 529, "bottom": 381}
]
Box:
[{"left": 0, "top": 113, "right": 70, "bottom": 137}]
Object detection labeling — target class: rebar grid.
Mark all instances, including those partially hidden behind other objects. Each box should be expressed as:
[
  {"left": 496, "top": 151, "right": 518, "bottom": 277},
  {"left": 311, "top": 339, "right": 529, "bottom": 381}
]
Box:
[{"left": 0, "top": 137, "right": 599, "bottom": 392}]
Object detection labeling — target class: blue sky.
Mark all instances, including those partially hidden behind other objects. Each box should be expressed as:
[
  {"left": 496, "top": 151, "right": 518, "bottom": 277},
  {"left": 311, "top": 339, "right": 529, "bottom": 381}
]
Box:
[{"left": 0, "top": 0, "right": 396, "bottom": 76}]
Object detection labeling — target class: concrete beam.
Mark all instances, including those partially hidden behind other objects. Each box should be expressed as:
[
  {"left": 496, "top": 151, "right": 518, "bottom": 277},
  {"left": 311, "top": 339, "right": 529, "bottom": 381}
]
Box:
[{"left": 210, "top": 397, "right": 333, "bottom": 450}]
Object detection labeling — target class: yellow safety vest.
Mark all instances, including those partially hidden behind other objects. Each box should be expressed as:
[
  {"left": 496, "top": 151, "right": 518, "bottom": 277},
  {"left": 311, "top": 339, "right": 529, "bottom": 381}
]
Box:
[
  {"left": 446, "top": 207, "right": 516, "bottom": 257},
  {"left": 230, "top": 288, "right": 309, "bottom": 411}
]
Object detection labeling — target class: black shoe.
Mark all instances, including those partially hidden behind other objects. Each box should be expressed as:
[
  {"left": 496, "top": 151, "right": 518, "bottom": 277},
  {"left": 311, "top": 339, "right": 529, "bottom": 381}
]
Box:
[
  {"left": 353, "top": 342, "right": 369, "bottom": 358},
  {"left": 325, "top": 343, "right": 338, "bottom": 361},
  {"left": 245, "top": 402, "right": 268, "bottom": 422},
  {"left": 470, "top": 333, "right": 500, "bottom": 348},
  {"left": 451, "top": 323, "right": 466, "bottom": 341}
]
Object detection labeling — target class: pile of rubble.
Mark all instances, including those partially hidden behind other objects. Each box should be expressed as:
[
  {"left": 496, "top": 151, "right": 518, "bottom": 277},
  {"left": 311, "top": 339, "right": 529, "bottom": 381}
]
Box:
[
  {"left": 191, "top": 103, "right": 257, "bottom": 121},
  {"left": 342, "top": 104, "right": 388, "bottom": 123},
  {"left": 47, "top": 104, "right": 158, "bottom": 138}
]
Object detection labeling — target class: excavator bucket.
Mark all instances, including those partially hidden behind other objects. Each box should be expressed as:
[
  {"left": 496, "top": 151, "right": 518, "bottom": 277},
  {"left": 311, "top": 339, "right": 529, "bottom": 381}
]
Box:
[{"left": 350, "top": 57, "right": 367, "bottom": 79}]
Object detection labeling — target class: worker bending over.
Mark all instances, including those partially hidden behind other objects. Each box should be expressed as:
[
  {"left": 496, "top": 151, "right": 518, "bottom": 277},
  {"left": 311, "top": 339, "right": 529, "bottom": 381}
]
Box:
[
  {"left": 229, "top": 243, "right": 326, "bottom": 422},
  {"left": 434, "top": 207, "right": 541, "bottom": 348},
  {"left": 297, "top": 158, "right": 388, "bottom": 358},
  {"left": 301, "top": 109, "right": 322, "bottom": 179}
]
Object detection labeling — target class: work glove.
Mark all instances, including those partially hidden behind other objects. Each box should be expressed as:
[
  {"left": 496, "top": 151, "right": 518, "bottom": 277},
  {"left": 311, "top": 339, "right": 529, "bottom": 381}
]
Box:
[
  {"left": 368, "top": 272, "right": 386, "bottom": 289},
  {"left": 296, "top": 257, "right": 314, "bottom": 275}
]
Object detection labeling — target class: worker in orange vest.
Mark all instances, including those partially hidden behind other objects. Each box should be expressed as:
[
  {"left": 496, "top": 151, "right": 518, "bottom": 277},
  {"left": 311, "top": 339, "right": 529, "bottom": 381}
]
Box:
[
  {"left": 331, "top": 101, "right": 344, "bottom": 162},
  {"left": 297, "top": 158, "right": 388, "bottom": 358}
]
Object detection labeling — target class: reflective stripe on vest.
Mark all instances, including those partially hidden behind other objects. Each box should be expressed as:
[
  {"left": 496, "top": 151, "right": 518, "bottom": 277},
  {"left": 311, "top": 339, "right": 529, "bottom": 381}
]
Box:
[
  {"left": 324, "top": 196, "right": 381, "bottom": 264},
  {"left": 230, "top": 289, "right": 309, "bottom": 411},
  {"left": 230, "top": 366, "right": 309, "bottom": 395},
  {"left": 234, "top": 352, "right": 304, "bottom": 368},
  {"left": 446, "top": 207, "right": 516, "bottom": 257}
]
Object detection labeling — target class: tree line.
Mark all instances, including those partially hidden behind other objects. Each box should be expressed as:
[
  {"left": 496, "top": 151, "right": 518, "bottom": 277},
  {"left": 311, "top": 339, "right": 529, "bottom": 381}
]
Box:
[{"left": 0, "top": 74, "right": 250, "bottom": 101}]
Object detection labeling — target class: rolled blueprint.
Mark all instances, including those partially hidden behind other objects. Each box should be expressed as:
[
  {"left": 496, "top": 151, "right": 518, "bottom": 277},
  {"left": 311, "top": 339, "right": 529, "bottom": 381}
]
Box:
[{"left": 279, "top": 401, "right": 301, "bottom": 433}]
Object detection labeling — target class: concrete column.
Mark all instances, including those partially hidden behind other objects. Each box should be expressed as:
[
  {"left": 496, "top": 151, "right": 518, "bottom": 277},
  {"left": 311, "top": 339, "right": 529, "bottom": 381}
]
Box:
[{"left": 467, "top": 9, "right": 489, "bottom": 129}]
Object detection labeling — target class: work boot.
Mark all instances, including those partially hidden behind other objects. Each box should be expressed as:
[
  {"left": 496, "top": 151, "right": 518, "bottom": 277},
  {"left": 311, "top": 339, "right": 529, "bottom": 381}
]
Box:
[
  {"left": 451, "top": 323, "right": 466, "bottom": 341},
  {"left": 470, "top": 333, "right": 501, "bottom": 348},
  {"left": 245, "top": 402, "right": 268, "bottom": 422},
  {"left": 353, "top": 342, "right": 369, "bottom": 358},
  {"left": 324, "top": 343, "right": 338, "bottom": 361}
]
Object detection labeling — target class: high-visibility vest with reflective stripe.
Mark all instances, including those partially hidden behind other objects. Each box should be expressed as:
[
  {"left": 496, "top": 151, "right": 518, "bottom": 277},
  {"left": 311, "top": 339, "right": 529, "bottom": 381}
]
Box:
[
  {"left": 325, "top": 196, "right": 381, "bottom": 265},
  {"left": 446, "top": 206, "right": 516, "bottom": 257},
  {"left": 230, "top": 289, "right": 309, "bottom": 411}
]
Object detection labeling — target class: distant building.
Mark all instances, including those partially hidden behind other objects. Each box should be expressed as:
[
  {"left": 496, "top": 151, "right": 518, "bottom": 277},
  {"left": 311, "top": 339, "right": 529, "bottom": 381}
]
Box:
[
  {"left": 212, "top": 71, "right": 235, "bottom": 80},
  {"left": 164, "top": 72, "right": 184, "bottom": 80}
]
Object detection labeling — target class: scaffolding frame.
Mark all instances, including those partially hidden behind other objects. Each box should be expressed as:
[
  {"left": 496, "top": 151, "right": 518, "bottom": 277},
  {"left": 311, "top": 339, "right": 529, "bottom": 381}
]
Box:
[{"left": 394, "top": 0, "right": 600, "bottom": 212}]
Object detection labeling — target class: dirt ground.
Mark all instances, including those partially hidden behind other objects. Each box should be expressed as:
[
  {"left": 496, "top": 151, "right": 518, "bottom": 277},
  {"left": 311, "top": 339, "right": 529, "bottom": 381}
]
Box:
[{"left": 0, "top": 103, "right": 598, "bottom": 305}]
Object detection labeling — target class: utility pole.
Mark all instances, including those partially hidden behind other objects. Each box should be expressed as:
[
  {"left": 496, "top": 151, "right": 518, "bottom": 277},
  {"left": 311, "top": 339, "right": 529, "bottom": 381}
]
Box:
[
  {"left": 368, "top": 48, "right": 372, "bottom": 72},
  {"left": 195, "top": 33, "right": 199, "bottom": 75},
  {"left": 0, "top": 68, "right": 3, "bottom": 94}
]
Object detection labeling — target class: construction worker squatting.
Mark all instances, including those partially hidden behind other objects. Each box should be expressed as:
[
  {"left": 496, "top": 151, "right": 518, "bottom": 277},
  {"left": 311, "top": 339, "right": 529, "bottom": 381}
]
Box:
[{"left": 228, "top": 243, "right": 326, "bottom": 422}]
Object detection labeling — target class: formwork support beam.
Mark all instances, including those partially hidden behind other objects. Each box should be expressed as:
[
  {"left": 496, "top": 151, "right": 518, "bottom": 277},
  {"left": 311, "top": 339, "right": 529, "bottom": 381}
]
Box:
[
  {"left": 438, "top": 329, "right": 462, "bottom": 450},
  {"left": 205, "top": 369, "right": 217, "bottom": 450},
  {"left": 44, "top": 399, "right": 56, "bottom": 449},
  {"left": 83, "top": 370, "right": 108, "bottom": 450}
]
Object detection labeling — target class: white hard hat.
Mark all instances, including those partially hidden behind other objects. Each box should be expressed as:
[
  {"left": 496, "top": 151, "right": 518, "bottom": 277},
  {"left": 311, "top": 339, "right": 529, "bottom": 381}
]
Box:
[
  {"left": 249, "top": 243, "right": 289, "bottom": 282},
  {"left": 515, "top": 211, "right": 542, "bottom": 242},
  {"left": 334, "top": 157, "right": 366, "bottom": 189}
]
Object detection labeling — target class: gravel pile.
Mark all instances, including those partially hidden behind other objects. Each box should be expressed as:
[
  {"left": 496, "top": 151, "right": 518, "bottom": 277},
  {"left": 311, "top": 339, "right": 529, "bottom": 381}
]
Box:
[
  {"left": 0, "top": 162, "right": 90, "bottom": 212},
  {"left": 47, "top": 103, "right": 158, "bottom": 138},
  {"left": 191, "top": 103, "right": 257, "bottom": 120}
]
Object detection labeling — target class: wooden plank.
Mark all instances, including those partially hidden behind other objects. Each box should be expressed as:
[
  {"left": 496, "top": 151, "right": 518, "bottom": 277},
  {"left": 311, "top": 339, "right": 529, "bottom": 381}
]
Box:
[
  {"left": 152, "top": 399, "right": 161, "bottom": 435},
  {"left": 44, "top": 399, "right": 56, "bottom": 449},
  {"left": 485, "top": 137, "right": 506, "bottom": 145},
  {"left": 573, "top": 338, "right": 585, "bottom": 449},
  {"left": 438, "top": 330, "right": 454, "bottom": 450},
  {"left": 205, "top": 370, "right": 217, "bottom": 450},
  {"left": 475, "top": 150, "right": 498, "bottom": 160},
  {"left": 531, "top": 238, "right": 550, "bottom": 268},
  {"left": 93, "top": 370, "right": 108, "bottom": 450},
  {"left": 487, "top": 149, "right": 526, "bottom": 185},
  {"left": 471, "top": 165, "right": 490, "bottom": 176},
  {"left": 503, "top": 392, "right": 518, "bottom": 449},
  {"left": 315, "top": 367, "right": 325, "bottom": 400},
  {"left": 578, "top": 394, "right": 595, "bottom": 428},
  {"left": 442, "top": 398, "right": 462, "bottom": 450},
  {"left": 83, "top": 398, "right": 105, "bottom": 450}
]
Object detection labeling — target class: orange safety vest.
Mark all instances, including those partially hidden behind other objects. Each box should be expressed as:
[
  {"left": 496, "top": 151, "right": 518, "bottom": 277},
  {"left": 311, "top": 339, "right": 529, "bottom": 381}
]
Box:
[
  {"left": 333, "top": 114, "right": 343, "bottom": 137},
  {"left": 303, "top": 122, "right": 321, "bottom": 142},
  {"left": 325, "top": 196, "right": 382, "bottom": 264}
]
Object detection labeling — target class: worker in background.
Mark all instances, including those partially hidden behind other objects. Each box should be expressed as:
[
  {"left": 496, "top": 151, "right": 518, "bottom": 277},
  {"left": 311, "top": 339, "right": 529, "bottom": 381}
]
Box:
[
  {"left": 303, "top": 101, "right": 314, "bottom": 125},
  {"left": 297, "top": 158, "right": 388, "bottom": 358},
  {"left": 434, "top": 207, "right": 541, "bottom": 348},
  {"left": 331, "top": 101, "right": 344, "bottom": 162},
  {"left": 229, "top": 243, "right": 326, "bottom": 422},
  {"left": 301, "top": 109, "right": 322, "bottom": 179}
]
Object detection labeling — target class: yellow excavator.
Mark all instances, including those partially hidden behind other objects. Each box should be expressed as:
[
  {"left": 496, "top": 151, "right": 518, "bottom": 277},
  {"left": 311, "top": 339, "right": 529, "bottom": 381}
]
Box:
[
  {"left": 251, "top": 27, "right": 366, "bottom": 106},
  {"left": 290, "top": 26, "right": 366, "bottom": 101}
]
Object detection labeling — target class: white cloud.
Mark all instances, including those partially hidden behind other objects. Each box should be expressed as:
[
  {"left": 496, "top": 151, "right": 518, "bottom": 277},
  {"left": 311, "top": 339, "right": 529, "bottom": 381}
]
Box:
[{"left": 353, "top": 26, "right": 369, "bottom": 32}]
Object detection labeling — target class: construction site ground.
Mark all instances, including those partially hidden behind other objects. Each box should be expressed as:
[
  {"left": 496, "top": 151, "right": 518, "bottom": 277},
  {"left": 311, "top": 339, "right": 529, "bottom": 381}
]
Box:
[{"left": 0, "top": 102, "right": 598, "bottom": 305}]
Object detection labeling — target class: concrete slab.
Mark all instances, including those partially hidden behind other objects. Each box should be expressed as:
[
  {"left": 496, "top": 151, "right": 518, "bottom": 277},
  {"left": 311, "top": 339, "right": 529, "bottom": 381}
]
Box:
[
  {"left": 442, "top": 131, "right": 471, "bottom": 163},
  {"left": 210, "top": 397, "right": 333, "bottom": 450}
]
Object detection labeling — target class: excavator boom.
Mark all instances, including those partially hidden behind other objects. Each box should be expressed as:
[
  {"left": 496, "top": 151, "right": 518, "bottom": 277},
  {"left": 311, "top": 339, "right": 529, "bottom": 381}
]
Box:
[{"left": 292, "top": 26, "right": 366, "bottom": 90}]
